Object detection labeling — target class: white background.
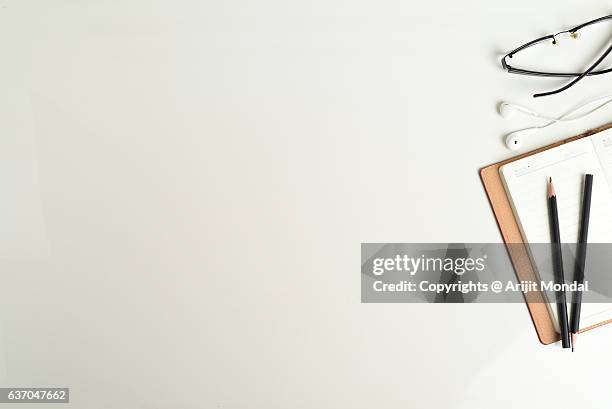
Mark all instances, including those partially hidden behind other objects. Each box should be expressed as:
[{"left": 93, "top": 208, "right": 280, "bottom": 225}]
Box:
[{"left": 2, "top": 0, "right": 612, "bottom": 408}]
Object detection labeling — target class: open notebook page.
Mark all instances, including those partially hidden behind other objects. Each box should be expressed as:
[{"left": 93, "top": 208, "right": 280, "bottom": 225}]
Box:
[
  {"left": 591, "top": 128, "right": 612, "bottom": 185},
  {"left": 500, "top": 136, "right": 612, "bottom": 330}
]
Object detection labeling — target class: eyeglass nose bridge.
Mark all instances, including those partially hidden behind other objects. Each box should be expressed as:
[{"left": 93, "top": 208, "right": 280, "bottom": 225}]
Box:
[{"left": 551, "top": 30, "right": 582, "bottom": 45}]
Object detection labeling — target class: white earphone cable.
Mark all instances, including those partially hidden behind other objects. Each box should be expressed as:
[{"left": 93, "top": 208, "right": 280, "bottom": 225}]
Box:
[{"left": 528, "top": 95, "right": 612, "bottom": 131}]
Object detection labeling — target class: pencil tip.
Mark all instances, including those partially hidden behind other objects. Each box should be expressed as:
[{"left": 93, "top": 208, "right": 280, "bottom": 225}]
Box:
[
  {"left": 547, "top": 177, "right": 556, "bottom": 197},
  {"left": 571, "top": 333, "right": 577, "bottom": 351}
]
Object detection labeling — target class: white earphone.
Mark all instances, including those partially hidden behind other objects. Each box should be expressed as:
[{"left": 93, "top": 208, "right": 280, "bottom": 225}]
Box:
[{"left": 500, "top": 95, "right": 612, "bottom": 150}]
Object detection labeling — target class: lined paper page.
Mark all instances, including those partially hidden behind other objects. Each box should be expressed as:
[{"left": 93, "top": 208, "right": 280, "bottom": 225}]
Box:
[
  {"left": 591, "top": 129, "right": 612, "bottom": 189},
  {"left": 500, "top": 138, "right": 612, "bottom": 244},
  {"left": 500, "top": 137, "right": 612, "bottom": 331}
]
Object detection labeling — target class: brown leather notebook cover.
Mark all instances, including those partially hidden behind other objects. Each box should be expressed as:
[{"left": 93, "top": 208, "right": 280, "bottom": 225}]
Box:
[{"left": 480, "top": 122, "right": 612, "bottom": 345}]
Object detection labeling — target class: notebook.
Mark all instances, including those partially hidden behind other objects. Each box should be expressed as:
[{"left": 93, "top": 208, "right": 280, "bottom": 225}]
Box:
[{"left": 499, "top": 129, "right": 612, "bottom": 330}]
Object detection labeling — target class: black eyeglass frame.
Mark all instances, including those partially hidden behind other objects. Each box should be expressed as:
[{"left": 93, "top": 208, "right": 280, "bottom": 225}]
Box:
[{"left": 501, "top": 15, "right": 612, "bottom": 97}]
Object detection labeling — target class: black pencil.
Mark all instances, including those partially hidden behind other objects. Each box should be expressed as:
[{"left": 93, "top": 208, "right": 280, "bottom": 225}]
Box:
[
  {"left": 548, "top": 177, "right": 571, "bottom": 349},
  {"left": 570, "top": 174, "right": 593, "bottom": 351}
]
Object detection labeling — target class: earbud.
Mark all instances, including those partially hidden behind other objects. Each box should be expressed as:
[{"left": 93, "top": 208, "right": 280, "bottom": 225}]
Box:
[
  {"left": 499, "top": 102, "right": 516, "bottom": 118},
  {"left": 505, "top": 128, "right": 540, "bottom": 151}
]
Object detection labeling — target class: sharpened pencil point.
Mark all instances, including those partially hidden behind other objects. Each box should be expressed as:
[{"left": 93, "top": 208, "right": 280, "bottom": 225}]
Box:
[
  {"left": 547, "top": 177, "right": 556, "bottom": 198},
  {"left": 571, "top": 333, "right": 577, "bottom": 351}
]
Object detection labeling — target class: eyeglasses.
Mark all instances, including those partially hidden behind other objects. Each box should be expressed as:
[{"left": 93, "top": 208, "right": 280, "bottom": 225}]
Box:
[{"left": 502, "top": 15, "right": 612, "bottom": 98}]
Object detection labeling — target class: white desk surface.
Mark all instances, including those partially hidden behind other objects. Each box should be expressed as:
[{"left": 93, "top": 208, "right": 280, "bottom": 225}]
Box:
[{"left": 2, "top": 0, "right": 612, "bottom": 407}]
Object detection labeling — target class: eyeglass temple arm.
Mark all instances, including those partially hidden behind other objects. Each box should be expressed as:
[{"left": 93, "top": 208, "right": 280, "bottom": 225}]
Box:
[
  {"left": 505, "top": 67, "right": 612, "bottom": 77},
  {"left": 571, "top": 15, "right": 612, "bottom": 32},
  {"left": 533, "top": 42, "right": 612, "bottom": 98}
]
